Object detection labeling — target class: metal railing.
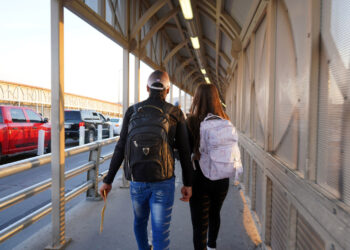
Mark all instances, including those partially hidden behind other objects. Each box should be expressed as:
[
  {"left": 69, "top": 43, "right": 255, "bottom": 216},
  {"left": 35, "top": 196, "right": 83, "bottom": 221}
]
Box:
[{"left": 0, "top": 136, "right": 118, "bottom": 244}]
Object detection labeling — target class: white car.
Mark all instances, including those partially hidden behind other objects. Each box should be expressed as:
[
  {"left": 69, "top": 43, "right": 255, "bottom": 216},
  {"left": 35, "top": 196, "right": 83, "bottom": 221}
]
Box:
[{"left": 110, "top": 117, "right": 123, "bottom": 135}]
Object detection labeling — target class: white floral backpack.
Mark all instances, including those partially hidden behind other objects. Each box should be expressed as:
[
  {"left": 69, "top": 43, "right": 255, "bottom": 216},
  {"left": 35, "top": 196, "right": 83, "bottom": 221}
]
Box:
[{"left": 199, "top": 114, "right": 243, "bottom": 180}]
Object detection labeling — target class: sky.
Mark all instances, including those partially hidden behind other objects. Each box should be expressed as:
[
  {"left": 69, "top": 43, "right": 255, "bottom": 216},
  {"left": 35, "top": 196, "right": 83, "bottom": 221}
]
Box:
[{"left": 0, "top": 0, "right": 182, "bottom": 104}]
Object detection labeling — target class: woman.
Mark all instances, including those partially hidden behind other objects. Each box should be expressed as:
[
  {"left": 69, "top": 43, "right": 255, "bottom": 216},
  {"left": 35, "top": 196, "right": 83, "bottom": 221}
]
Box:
[{"left": 186, "top": 83, "right": 231, "bottom": 250}]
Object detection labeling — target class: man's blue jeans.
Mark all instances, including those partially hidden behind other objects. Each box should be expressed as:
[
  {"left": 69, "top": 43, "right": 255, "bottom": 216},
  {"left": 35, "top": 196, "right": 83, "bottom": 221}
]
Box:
[{"left": 130, "top": 177, "right": 175, "bottom": 250}]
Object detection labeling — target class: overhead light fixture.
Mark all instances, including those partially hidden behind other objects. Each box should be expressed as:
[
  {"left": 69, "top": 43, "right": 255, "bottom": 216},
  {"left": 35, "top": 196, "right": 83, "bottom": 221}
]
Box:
[
  {"left": 190, "top": 36, "right": 200, "bottom": 49},
  {"left": 201, "top": 69, "right": 206, "bottom": 75},
  {"left": 205, "top": 77, "right": 210, "bottom": 84},
  {"left": 179, "top": 0, "right": 193, "bottom": 20}
]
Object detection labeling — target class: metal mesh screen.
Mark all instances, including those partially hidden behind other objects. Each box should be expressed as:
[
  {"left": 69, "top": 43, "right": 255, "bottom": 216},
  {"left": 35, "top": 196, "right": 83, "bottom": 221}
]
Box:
[
  {"left": 243, "top": 43, "right": 252, "bottom": 136},
  {"left": 273, "top": 0, "right": 310, "bottom": 172},
  {"left": 253, "top": 16, "right": 268, "bottom": 148},
  {"left": 244, "top": 151, "right": 251, "bottom": 196},
  {"left": 236, "top": 64, "right": 243, "bottom": 130},
  {"left": 255, "top": 164, "right": 263, "bottom": 222},
  {"left": 271, "top": 183, "right": 288, "bottom": 250},
  {"left": 250, "top": 161, "right": 257, "bottom": 209},
  {"left": 84, "top": 0, "right": 98, "bottom": 12},
  {"left": 232, "top": 74, "right": 237, "bottom": 126},
  {"left": 252, "top": 85, "right": 265, "bottom": 148},
  {"left": 296, "top": 213, "right": 325, "bottom": 250},
  {"left": 317, "top": 0, "right": 350, "bottom": 204},
  {"left": 105, "top": 1, "right": 114, "bottom": 25}
]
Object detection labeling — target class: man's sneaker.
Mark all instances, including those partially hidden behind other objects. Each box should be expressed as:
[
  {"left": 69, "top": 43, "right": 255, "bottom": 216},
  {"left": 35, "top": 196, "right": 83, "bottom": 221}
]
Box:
[{"left": 207, "top": 247, "right": 216, "bottom": 250}]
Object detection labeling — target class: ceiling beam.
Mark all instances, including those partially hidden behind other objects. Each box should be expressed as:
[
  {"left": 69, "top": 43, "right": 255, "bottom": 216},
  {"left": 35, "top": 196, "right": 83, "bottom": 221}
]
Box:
[
  {"left": 206, "top": 54, "right": 227, "bottom": 77},
  {"left": 140, "top": 8, "right": 179, "bottom": 50},
  {"left": 199, "top": 0, "right": 241, "bottom": 39},
  {"left": 202, "top": 0, "right": 241, "bottom": 37},
  {"left": 163, "top": 39, "right": 189, "bottom": 65},
  {"left": 215, "top": 0, "right": 223, "bottom": 85},
  {"left": 175, "top": 57, "right": 194, "bottom": 76},
  {"left": 64, "top": 0, "right": 128, "bottom": 47},
  {"left": 163, "top": 23, "right": 186, "bottom": 31},
  {"left": 184, "top": 68, "right": 198, "bottom": 83},
  {"left": 130, "top": 0, "right": 167, "bottom": 40},
  {"left": 220, "top": 12, "right": 241, "bottom": 38},
  {"left": 202, "top": 37, "right": 231, "bottom": 65},
  {"left": 166, "top": 0, "right": 196, "bottom": 87},
  {"left": 189, "top": 74, "right": 203, "bottom": 87}
]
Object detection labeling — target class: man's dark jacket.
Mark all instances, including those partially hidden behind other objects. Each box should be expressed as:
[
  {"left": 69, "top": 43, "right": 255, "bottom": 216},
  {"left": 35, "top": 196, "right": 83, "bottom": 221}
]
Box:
[{"left": 103, "top": 92, "right": 193, "bottom": 186}]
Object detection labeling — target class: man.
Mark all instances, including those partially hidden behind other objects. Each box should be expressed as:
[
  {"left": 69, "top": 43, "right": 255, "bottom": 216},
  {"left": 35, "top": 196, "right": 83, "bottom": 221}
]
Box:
[{"left": 99, "top": 70, "right": 193, "bottom": 250}]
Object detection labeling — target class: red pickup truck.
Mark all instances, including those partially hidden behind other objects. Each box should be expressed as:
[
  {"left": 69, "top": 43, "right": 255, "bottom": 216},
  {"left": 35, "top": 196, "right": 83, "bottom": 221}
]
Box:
[{"left": 0, "top": 105, "right": 51, "bottom": 162}]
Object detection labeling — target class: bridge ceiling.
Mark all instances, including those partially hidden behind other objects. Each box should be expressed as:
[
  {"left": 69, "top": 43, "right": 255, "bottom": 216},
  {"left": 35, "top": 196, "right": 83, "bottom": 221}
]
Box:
[{"left": 64, "top": 0, "right": 256, "bottom": 99}]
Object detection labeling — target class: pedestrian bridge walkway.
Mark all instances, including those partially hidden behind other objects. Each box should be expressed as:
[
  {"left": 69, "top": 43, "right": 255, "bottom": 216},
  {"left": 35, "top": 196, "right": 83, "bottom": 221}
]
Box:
[
  {"left": 1, "top": 0, "right": 350, "bottom": 249},
  {"left": 12, "top": 164, "right": 260, "bottom": 250}
]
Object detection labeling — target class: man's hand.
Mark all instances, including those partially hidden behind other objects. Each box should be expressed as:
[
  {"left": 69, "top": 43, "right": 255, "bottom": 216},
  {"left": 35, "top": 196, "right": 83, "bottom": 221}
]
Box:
[
  {"left": 180, "top": 186, "right": 192, "bottom": 202},
  {"left": 99, "top": 183, "right": 112, "bottom": 201}
]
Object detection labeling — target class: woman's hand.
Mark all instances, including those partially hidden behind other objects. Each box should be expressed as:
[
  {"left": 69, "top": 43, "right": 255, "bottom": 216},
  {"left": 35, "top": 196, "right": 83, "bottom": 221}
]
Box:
[{"left": 180, "top": 186, "right": 192, "bottom": 202}]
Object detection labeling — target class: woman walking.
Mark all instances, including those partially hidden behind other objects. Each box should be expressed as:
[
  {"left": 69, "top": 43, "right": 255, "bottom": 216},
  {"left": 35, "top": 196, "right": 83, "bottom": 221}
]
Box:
[{"left": 187, "top": 83, "right": 234, "bottom": 250}]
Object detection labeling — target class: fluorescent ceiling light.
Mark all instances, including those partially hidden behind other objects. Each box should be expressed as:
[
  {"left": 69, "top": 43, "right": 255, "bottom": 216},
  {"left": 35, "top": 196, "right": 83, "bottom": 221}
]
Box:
[
  {"left": 205, "top": 77, "right": 210, "bottom": 84},
  {"left": 190, "top": 37, "right": 200, "bottom": 49},
  {"left": 179, "top": 0, "right": 193, "bottom": 20},
  {"left": 201, "top": 69, "right": 206, "bottom": 75}
]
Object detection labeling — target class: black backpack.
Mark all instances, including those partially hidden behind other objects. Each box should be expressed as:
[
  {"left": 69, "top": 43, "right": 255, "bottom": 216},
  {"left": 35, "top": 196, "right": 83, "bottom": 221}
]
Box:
[{"left": 125, "top": 104, "right": 174, "bottom": 182}]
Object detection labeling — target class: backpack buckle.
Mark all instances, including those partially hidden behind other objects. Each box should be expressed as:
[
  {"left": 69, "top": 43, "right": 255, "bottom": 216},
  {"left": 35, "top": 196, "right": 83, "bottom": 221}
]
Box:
[{"left": 142, "top": 147, "right": 150, "bottom": 156}]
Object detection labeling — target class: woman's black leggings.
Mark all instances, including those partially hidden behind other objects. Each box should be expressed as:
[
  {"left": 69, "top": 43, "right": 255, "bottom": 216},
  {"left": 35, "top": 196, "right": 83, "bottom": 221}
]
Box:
[{"left": 190, "top": 170, "right": 229, "bottom": 250}]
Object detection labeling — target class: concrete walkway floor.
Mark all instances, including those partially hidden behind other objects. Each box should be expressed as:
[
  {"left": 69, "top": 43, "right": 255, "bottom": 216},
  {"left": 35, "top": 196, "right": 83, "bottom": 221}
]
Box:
[{"left": 14, "top": 167, "right": 260, "bottom": 250}]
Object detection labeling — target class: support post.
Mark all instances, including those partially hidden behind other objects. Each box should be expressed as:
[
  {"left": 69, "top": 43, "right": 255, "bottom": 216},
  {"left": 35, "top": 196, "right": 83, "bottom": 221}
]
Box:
[
  {"left": 178, "top": 89, "right": 181, "bottom": 107},
  {"left": 170, "top": 83, "right": 173, "bottom": 104},
  {"left": 134, "top": 0, "right": 140, "bottom": 103},
  {"left": 79, "top": 126, "right": 85, "bottom": 145},
  {"left": 121, "top": 48, "right": 130, "bottom": 188},
  {"left": 87, "top": 144, "right": 102, "bottom": 200},
  {"left": 37, "top": 130, "right": 45, "bottom": 156},
  {"left": 109, "top": 124, "right": 114, "bottom": 138},
  {"left": 97, "top": 124, "right": 102, "bottom": 141},
  {"left": 184, "top": 93, "right": 187, "bottom": 113},
  {"left": 47, "top": 0, "right": 71, "bottom": 248},
  {"left": 135, "top": 56, "right": 140, "bottom": 103}
]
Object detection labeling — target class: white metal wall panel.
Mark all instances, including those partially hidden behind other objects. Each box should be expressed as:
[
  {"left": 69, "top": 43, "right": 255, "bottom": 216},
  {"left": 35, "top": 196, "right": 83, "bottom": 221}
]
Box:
[
  {"left": 237, "top": 62, "right": 243, "bottom": 130},
  {"left": 271, "top": 183, "right": 288, "bottom": 250},
  {"left": 296, "top": 213, "right": 325, "bottom": 250},
  {"left": 317, "top": 0, "right": 350, "bottom": 205},
  {"left": 253, "top": 17, "right": 268, "bottom": 148},
  {"left": 232, "top": 74, "right": 237, "bottom": 125},
  {"left": 273, "top": 0, "right": 311, "bottom": 173},
  {"left": 252, "top": 85, "right": 265, "bottom": 148},
  {"left": 243, "top": 43, "right": 252, "bottom": 136}
]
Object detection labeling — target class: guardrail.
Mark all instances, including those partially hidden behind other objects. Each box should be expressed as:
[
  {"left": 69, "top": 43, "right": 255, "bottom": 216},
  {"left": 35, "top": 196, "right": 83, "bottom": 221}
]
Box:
[{"left": 0, "top": 136, "right": 119, "bottom": 244}]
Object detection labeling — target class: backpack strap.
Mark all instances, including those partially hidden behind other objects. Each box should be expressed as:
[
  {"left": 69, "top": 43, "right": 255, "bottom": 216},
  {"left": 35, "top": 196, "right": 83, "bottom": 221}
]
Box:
[
  {"left": 137, "top": 105, "right": 164, "bottom": 114},
  {"left": 204, "top": 113, "right": 223, "bottom": 121}
]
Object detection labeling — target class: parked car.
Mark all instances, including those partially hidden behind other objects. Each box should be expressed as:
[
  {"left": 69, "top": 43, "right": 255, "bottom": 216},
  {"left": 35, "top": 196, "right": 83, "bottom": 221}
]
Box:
[
  {"left": 64, "top": 110, "right": 110, "bottom": 143},
  {"left": 0, "top": 105, "right": 51, "bottom": 162},
  {"left": 109, "top": 117, "right": 123, "bottom": 135}
]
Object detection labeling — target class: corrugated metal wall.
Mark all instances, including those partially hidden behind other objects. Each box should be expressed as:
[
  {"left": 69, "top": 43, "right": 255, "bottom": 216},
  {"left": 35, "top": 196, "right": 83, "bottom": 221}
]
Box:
[
  {"left": 296, "top": 213, "right": 325, "bottom": 250},
  {"left": 255, "top": 164, "right": 263, "bottom": 222},
  {"left": 226, "top": 0, "right": 350, "bottom": 249},
  {"left": 270, "top": 183, "right": 288, "bottom": 250}
]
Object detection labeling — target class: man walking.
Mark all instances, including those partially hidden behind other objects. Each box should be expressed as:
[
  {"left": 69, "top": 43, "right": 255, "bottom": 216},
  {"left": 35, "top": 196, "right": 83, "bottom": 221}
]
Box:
[{"left": 99, "top": 70, "right": 193, "bottom": 250}]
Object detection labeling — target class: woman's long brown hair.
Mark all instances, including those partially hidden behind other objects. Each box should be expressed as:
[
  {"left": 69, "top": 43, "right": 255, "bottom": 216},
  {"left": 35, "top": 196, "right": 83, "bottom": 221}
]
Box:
[{"left": 187, "top": 84, "right": 229, "bottom": 156}]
